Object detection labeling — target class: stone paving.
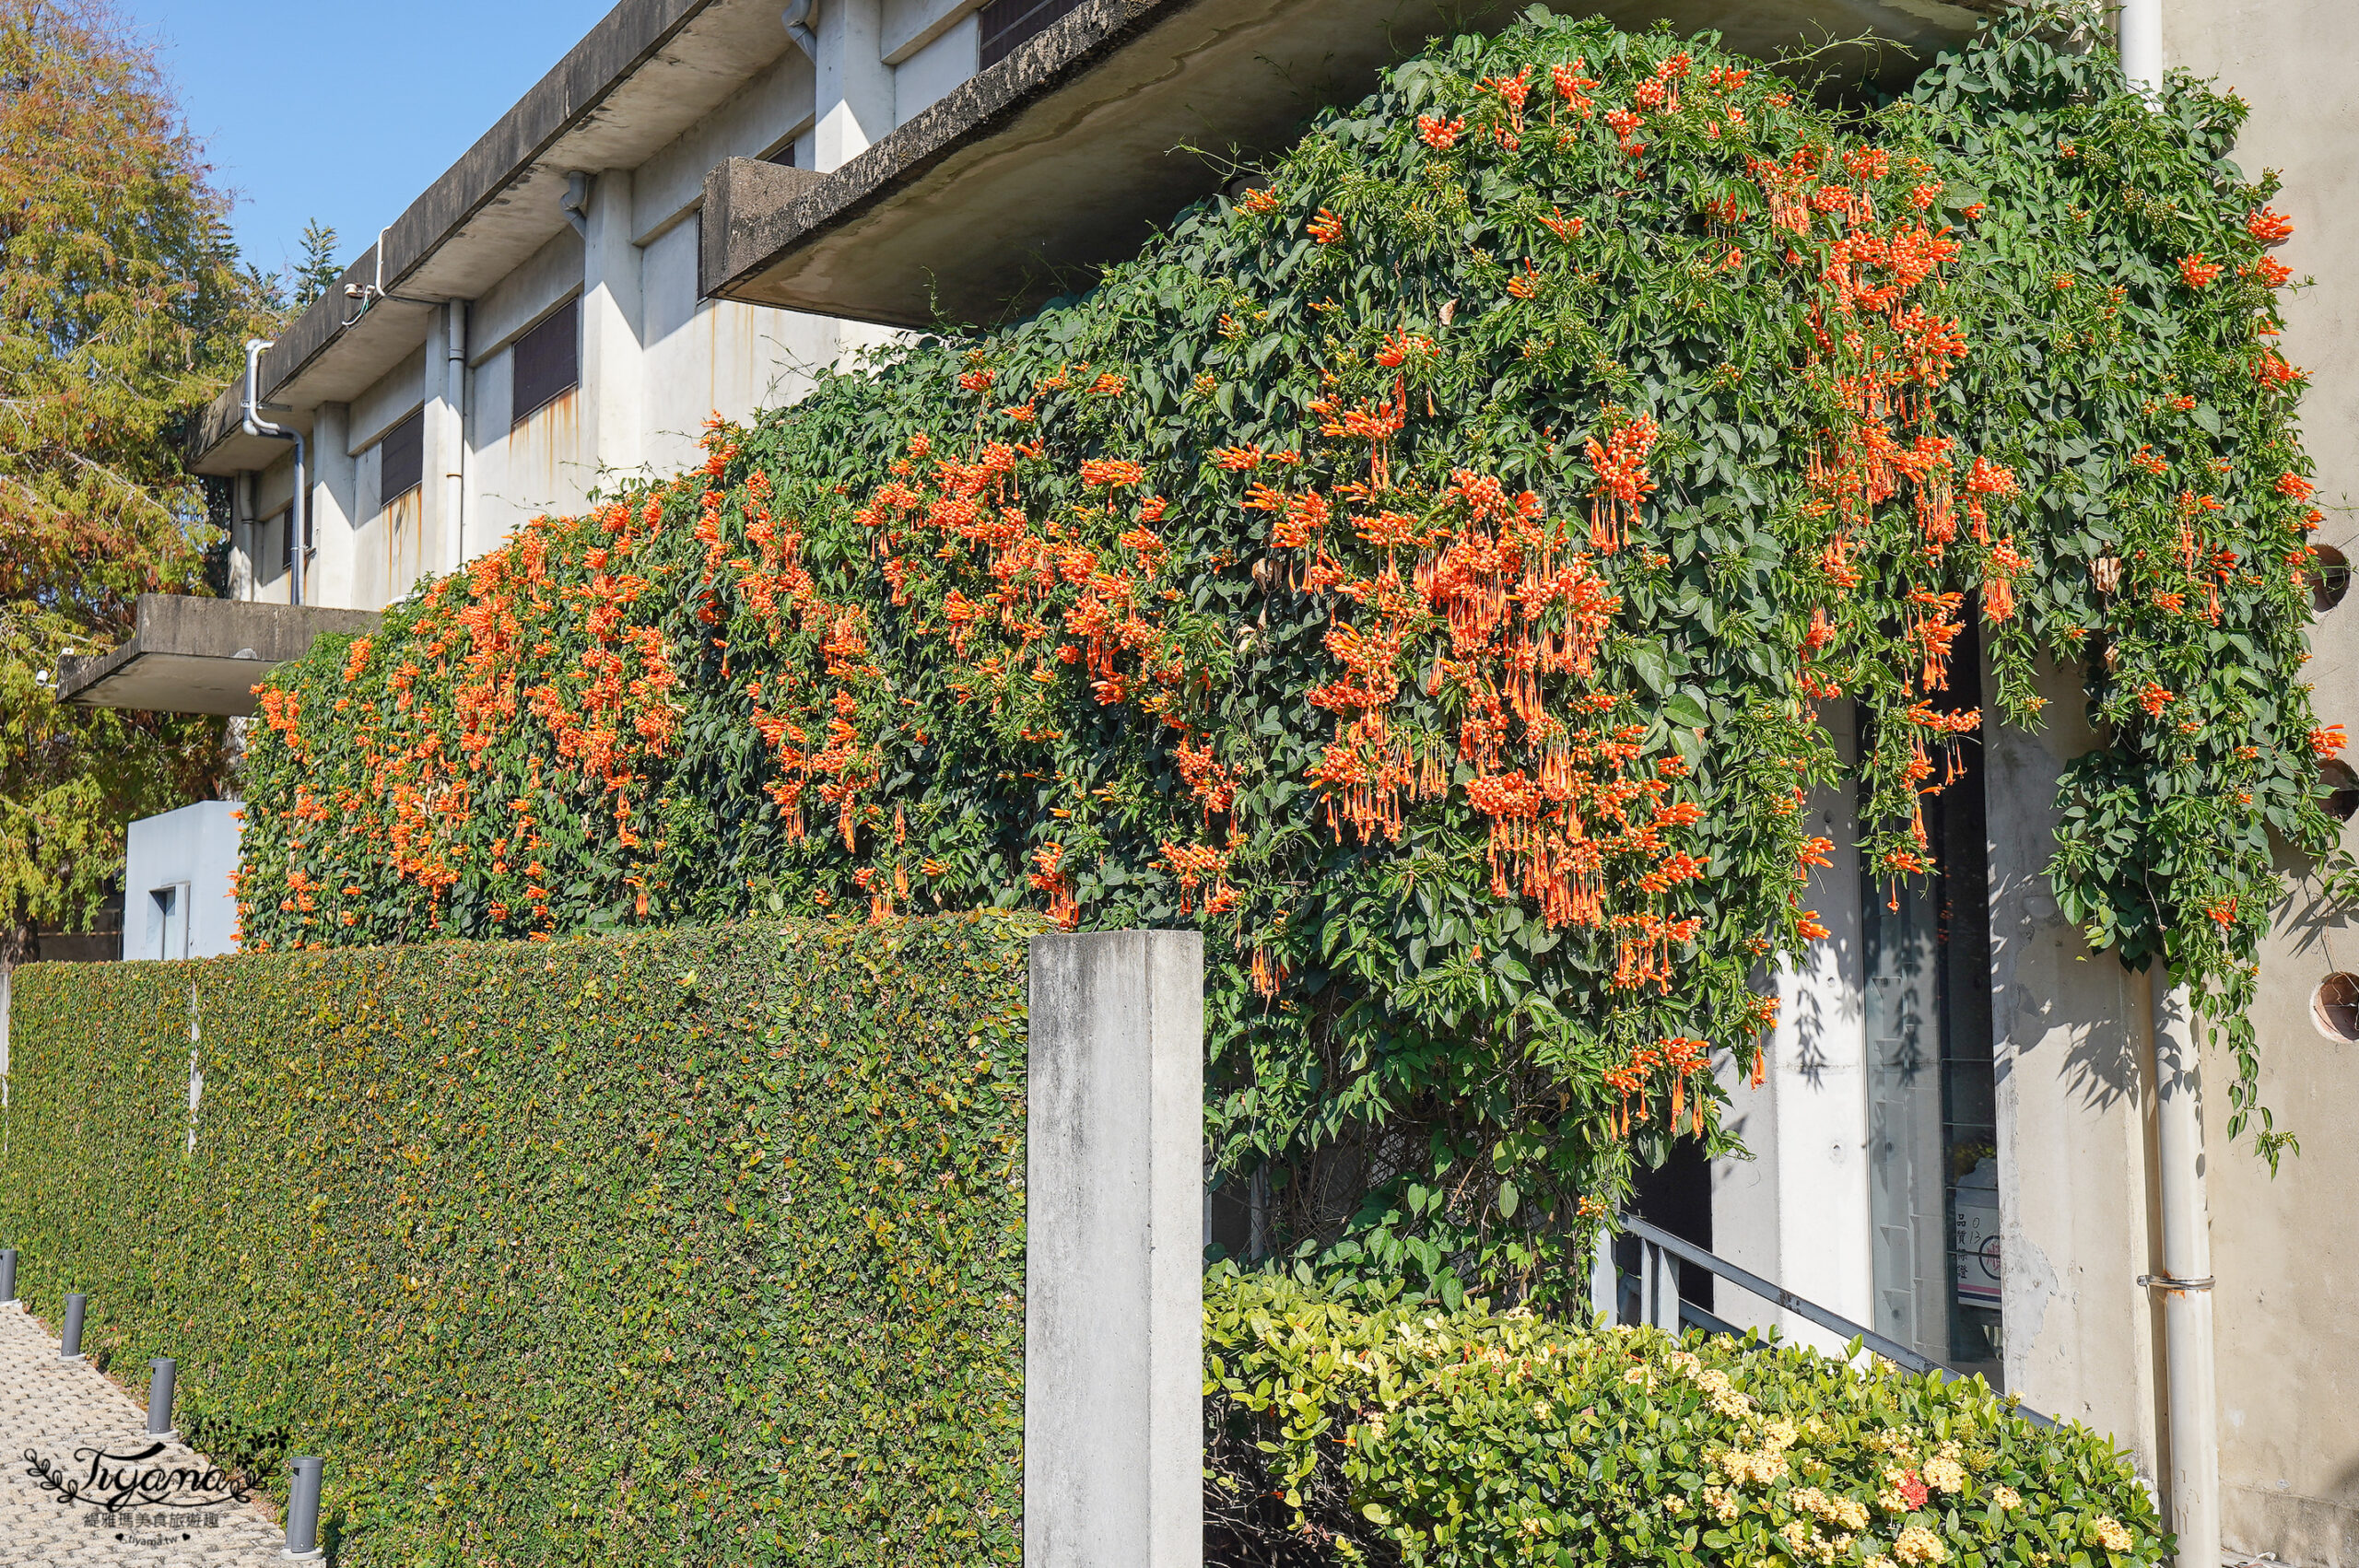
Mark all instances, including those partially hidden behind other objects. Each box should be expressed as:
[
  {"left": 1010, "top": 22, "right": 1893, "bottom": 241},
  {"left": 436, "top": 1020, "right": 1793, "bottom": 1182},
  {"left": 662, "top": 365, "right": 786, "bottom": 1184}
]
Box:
[{"left": 0, "top": 1304, "right": 291, "bottom": 1565}]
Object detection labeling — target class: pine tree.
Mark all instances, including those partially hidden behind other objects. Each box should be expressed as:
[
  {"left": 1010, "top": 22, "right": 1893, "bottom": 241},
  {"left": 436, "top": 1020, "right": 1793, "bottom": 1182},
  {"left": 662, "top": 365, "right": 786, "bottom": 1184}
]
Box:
[{"left": 0, "top": 0, "right": 280, "bottom": 954}]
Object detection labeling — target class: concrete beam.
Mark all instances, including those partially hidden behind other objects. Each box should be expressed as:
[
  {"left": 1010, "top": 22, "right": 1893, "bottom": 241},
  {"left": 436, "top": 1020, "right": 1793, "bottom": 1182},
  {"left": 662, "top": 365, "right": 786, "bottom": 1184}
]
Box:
[
  {"left": 702, "top": 0, "right": 2001, "bottom": 330},
  {"left": 1026, "top": 929, "right": 1202, "bottom": 1568},
  {"left": 56, "top": 595, "right": 381, "bottom": 719}
]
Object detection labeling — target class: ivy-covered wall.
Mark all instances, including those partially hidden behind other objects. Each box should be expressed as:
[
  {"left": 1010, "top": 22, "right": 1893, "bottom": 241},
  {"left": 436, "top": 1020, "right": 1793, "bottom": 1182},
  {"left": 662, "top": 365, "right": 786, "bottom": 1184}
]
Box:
[
  {"left": 235, "top": 8, "right": 2335, "bottom": 1304},
  {"left": 0, "top": 911, "right": 1037, "bottom": 1565}
]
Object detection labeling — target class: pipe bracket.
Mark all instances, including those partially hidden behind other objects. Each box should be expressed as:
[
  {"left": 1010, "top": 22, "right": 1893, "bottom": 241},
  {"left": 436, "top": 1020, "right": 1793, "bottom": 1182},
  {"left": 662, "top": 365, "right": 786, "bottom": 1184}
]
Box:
[{"left": 2136, "top": 1272, "right": 2216, "bottom": 1292}]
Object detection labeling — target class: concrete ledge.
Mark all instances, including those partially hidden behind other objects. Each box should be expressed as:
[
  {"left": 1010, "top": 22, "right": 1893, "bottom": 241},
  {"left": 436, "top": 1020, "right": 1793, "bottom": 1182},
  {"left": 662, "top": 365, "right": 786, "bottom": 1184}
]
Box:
[
  {"left": 56, "top": 596, "right": 381, "bottom": 718},
  {"left": 701, "top": 0, "right": 1998, "bottom": 330},
  {"left": 1027, "top": 929, "right": 1202, "bottom": 1568}
]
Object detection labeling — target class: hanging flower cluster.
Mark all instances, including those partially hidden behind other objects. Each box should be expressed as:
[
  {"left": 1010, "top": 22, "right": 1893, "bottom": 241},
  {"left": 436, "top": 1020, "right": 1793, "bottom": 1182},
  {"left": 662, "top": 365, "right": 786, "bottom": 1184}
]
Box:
[{"left": 241, "top": 7, "right": 2335, "bottom": 1295}]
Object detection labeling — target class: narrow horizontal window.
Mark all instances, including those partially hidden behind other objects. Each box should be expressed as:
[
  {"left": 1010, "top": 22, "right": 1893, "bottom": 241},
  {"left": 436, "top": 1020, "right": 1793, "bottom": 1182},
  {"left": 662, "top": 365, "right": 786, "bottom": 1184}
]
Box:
[
  {"left": 512, "top": 297, "right": 580, "bottom": 426},
  {"left": 377, "top": 409, "right": 424, "bottom": 504},
  {"left": 978, "top": 0, "right": 1083, "bottom": 68}
]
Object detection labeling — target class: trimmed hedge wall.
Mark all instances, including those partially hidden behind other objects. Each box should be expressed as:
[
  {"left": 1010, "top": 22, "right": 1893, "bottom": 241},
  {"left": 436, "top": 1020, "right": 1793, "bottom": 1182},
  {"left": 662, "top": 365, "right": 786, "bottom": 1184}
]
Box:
[{"left": 0, "top": 911, "right": 1038, "bottom": 1565}]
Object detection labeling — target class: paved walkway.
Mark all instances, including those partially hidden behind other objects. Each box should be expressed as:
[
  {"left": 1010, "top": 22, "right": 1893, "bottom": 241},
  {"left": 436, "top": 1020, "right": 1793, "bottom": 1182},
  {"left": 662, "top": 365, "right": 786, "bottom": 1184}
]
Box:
[{"left": 0, "top": 1304, "right": 290, "bottom": 1565}]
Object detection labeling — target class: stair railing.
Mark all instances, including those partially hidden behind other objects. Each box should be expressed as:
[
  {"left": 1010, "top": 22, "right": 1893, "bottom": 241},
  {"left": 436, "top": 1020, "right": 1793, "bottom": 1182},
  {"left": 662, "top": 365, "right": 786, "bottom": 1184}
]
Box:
[{"left": 1602, "top": 1211, "right": 2057, "bottom": 1431}]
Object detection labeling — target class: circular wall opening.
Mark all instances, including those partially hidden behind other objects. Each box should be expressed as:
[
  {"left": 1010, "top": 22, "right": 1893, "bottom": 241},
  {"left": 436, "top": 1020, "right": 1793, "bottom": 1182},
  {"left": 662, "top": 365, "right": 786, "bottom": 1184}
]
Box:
[
  {"left": 2313, "top": 973, "right": 2359, "bottom": 1043},
  {"left": 2309, "top": 544, "right": 2351, "bottom": 614},
  {"left": 2325, "top": 760, "right": 2359, "bottom": 824}
]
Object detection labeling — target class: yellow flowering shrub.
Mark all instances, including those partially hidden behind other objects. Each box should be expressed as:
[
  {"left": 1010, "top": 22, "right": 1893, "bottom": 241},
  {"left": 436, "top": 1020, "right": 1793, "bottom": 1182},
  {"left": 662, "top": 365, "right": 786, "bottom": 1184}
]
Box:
[{"left": 1204, "top": 1270, "right": 2166, "bottom": 1566}]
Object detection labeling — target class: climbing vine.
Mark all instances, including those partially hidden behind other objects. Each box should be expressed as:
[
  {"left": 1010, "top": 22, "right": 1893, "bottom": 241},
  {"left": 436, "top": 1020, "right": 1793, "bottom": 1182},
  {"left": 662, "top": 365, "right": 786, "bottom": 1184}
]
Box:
[{"left": 241, "top": 6, "right": 2334, "bottom": 1297}]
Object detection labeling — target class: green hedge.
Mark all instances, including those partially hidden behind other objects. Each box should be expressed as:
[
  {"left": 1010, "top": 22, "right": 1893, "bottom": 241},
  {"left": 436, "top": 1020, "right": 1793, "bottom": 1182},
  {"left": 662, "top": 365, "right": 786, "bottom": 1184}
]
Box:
[
  {"left": 0, "top": 911, "right": 1038, "bottom": 1565},
  {"left": 1203, "top": 1270, "right": 2167, "bottom": 1567}
]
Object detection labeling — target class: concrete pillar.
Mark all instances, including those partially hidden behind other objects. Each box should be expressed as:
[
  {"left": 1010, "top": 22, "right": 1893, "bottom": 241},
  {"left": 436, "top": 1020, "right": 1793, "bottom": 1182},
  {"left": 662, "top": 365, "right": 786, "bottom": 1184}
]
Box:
[
  {"left": 229, "top": 472, "right": 255, "bottom": 602},
  {"left": 421, "top": 309, "right": 455, "bottom": 581},
  {"left": 581, "top": 170, "right": 643, "bottom": 489},
  {"left": 813, "top": 0, "right": 895, "bottom": 172},
  {"left": 1713, "top": 708, "right": 1872, "bottom": 1356},
  {"left": 1983, "top": 655, "right": 2162, "bottom": 1460},
  {"left": 309, "top": 403, "right": 355, "bottom": 608},
  {"left": 1026, "top": 930, "right": 1202, "bottom": 1568}
]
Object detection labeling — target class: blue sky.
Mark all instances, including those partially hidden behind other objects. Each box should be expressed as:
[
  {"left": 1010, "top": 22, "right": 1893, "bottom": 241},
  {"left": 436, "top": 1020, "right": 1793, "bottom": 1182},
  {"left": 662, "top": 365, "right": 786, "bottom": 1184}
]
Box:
[{"left": 119, "top": 1, "right": 604, "bottom": 282}]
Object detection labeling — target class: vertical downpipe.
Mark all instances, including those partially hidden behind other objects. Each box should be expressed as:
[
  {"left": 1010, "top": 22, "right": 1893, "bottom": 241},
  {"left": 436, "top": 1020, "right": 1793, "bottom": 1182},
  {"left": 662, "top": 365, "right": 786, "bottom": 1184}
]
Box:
[
  {"left": 445, "top": 299, "right": 468, "bottom": 575},
  {"left": 2118, "top": 0, "right": 2164, "bottom": 99},
  {"left": 2148, "top": 974, "right": 2220, "bottom": 1568},
  {"left": 2118, "top": 9, "right": 2218, "bottom": 1566}
]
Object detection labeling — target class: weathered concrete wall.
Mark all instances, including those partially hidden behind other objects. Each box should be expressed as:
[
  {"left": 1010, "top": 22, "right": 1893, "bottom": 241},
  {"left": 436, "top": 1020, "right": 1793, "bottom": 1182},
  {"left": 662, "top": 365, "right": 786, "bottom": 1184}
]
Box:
[
  {"left": 2172, "top": 6, "right": 2359, "bottom": 1560},
  {"left": 1982, "top": 657, "right": 2165, "bottom": 1469}
]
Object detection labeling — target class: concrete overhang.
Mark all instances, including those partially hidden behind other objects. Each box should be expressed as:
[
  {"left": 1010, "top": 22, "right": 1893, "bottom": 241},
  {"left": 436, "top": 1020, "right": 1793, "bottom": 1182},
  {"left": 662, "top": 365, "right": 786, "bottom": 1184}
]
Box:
[
  {"left": 189, "top": 0, "right": 801, "bottom": 477},
  {"left": 57, "top": 596, "right": 381, "bottom": 719},
  {"left": 701, "top": 0, "right": 1998, "bottom": 331}
]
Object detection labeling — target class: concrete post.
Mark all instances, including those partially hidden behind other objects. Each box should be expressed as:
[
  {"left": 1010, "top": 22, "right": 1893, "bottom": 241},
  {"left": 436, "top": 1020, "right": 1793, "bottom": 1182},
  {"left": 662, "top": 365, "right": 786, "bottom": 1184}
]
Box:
[
  {"left": 813, "top": 0, "right": 895, "bottom": 172},
  {"left": 1026, "top": 930, "right": 1202, "bottom": 1568},
  {"left": 309, "top": 403, "right": 355, "bottom": 608},
  {"left": 1587, "top": 1230, "right": 1616, "bottom": 1322},
  {"left": 2148, "top": 974, "right": 2220, "bottom": 1568}
]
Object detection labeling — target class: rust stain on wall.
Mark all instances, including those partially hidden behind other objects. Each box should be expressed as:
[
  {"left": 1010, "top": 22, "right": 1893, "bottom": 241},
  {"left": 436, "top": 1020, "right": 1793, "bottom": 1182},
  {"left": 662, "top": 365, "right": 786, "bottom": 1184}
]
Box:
[
  {"left": 385, "top": 487, "right": 425, "bottom": 600},
  {"left": 509, "top": 387, "right": 582, "bottom": 508}
]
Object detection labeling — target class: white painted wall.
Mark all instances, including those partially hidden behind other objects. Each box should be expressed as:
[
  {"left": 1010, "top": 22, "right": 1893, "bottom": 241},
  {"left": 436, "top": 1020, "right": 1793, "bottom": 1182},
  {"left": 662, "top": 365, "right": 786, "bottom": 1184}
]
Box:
[
  {"left": 896, "top": 15, "right": 979, "bottom": 124},
  {"left": 122, "top": 802, "right": 241, "bottom": 960}
]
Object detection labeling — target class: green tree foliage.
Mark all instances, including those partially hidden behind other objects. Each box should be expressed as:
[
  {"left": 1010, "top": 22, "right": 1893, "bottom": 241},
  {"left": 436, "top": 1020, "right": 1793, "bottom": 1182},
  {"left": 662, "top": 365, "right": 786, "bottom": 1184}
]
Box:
[
  {"left": 286, "top": 217, "right": 340, "bottom": 311},
  {"left": 241, "top": 9, "right": 2330, "bottom": 1296},
  {"left": 0, "top": 0, "right": 276, "bottom": 949}
]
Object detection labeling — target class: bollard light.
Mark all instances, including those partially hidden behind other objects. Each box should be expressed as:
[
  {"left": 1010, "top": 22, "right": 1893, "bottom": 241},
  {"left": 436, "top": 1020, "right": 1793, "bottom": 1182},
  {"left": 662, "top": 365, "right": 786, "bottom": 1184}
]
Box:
[
  {"left": 0, "top": 1247, "right": 16, "bottom": 1305},
  {"left": 147, "top": 1357, "right": 176, "bottom": 1436},
  {"left": 283, "top": 1455, "right": 324, "bottom": 1561},
  {"left": 59, "top": 1292, "right": 85, "bottom": 1361}
]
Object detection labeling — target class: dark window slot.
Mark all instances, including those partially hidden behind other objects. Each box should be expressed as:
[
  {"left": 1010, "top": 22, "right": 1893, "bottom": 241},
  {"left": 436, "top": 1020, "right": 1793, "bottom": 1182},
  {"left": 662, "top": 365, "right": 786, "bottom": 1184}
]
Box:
[
  {"left": 511, "top": 296, "right": 580, "bottom": 425},
  {"left": 377, "top": 409, "right": 424, "bottom": 504}
]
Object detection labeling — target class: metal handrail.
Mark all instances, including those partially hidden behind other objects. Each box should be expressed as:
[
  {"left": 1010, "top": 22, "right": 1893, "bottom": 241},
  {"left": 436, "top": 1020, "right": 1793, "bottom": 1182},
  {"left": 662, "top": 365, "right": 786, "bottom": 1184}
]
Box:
[{"left": 1614, "top": 1211, "right": 2058, "bottom": 1431}]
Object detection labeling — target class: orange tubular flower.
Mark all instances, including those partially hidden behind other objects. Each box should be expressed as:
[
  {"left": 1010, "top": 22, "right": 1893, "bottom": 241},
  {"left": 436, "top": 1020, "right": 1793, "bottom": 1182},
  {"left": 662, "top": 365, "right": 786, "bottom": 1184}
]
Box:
[{"left": 1416, "top": 114, "right": 1465, "bottom": 150}]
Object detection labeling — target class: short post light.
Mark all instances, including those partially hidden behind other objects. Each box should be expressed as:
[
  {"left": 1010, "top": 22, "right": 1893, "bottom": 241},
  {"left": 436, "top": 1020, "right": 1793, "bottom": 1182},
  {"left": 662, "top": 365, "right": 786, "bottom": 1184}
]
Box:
[
  {"left": 59, "top": 1292, "right": 86, "bottom": 1361},
  {"left": 0, "top": 1247, "right": 17, "bottom": 1305},
  {"left": 147, "top": 1357, "right": 177, "bottom": 1436},
  {"left": 284, "top": 1455, "right": 324, "bottom": 1562}
]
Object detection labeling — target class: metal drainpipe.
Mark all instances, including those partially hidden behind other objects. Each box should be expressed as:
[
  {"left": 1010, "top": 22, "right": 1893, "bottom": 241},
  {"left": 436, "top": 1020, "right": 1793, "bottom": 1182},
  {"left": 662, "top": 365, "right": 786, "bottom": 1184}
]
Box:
[
  {"left": 2116, "top": 8, "right": 2219, "bottom": 1563},
  {"left": 2145, "top": 973, "right": 2220, "bottom": 1568},
  {"left": 445, "top": 300, "right": 468, "bottom": 574},
  {"left": 241, "top": 339, "right": 307, "bottom": 606}
]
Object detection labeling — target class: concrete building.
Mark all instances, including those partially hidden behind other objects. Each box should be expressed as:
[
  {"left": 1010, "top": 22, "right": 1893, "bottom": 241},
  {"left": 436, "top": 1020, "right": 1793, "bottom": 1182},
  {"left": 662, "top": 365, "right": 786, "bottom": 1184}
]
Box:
[{"left": 53, "top": 0, "right": 2358, "bottom": 1561}]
